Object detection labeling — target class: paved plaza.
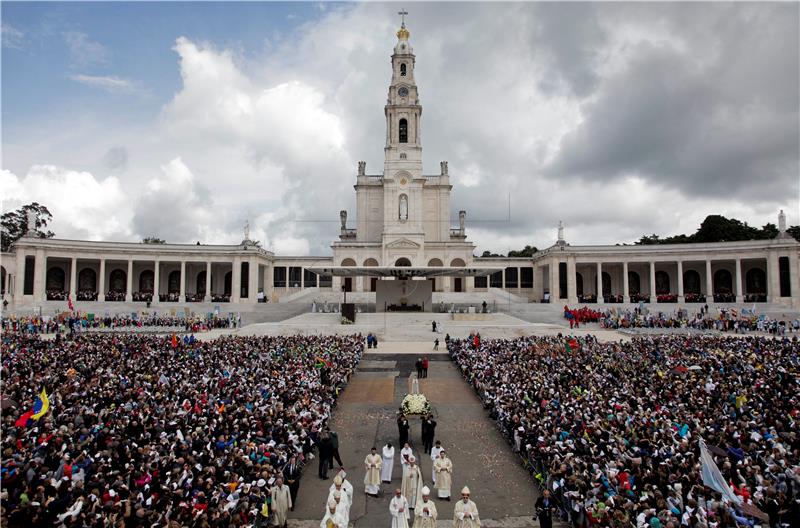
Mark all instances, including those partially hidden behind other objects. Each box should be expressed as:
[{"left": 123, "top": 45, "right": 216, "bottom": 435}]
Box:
[{"left": 286, "top": 347, "right": 540, "bottom": 528}]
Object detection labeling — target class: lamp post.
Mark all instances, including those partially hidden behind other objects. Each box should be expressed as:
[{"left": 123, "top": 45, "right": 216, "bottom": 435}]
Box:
[{"left": 342, "top": 283, "right": 347, "bottom": 305}]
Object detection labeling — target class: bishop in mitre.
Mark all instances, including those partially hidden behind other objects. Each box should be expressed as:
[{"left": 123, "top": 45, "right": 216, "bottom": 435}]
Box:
[
  {"left": 320, "top": 499, "right": 346, "bottom": 528},
  {"left": 401, "top": 454, "right": 424, "bottom": 509},
  {"left": 413, "top": 486, "right": 437, "bottom": 528},
  {"left": 433, "top": 449, "right": 453, "bottom": 500},
  {"left": 329, "top": 472, "right": 354, "bottom": 508},
  {"left": 329, "top": 490, "right": 349, "bottom": 528},
  {"left": 364, "top": 446, "right": 382, "bottom": 496},
  {"left": 453, "top": 486, "right": 481, "bottom": 528}
]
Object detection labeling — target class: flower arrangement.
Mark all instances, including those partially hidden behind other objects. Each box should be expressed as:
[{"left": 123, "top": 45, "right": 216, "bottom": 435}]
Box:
[{"left": 401, "top": 393, "right": 432, "bottom": 416}]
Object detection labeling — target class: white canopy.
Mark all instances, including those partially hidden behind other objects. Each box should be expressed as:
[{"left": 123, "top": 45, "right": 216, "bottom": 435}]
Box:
[{"left": 306, "top": 266, "right": 502, "bottom": 279}]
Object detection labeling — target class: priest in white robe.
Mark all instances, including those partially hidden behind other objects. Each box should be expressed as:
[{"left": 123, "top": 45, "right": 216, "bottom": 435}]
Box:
[
  {"left": 453, "top": 486, "right": 481, "bottom": 528},
  {"left": 430, "top": 441, "right": 444, "bottom": 484},
  {"left": 401, "top": 455, "right": 424, "bottom": 509},
  {"left": 330, "top": 490, "right": 349, "bottom": 527},
  {"left": 270, "top": 476, "right": 292, "bottom": 528},
  {"left": 381, "top": 443, "right": 395, "bottom": 483},
  {"left": 320, "top": 499, "right": 346, "bottom": 528},
  {"left": 413, "top": 486, "right": 437, "bottom": 528},
  {"left": 433, "top": 450, "right": 453, "bottom": 500},
  {"left": 389, "top": 488, "right": 410, "bottom": 528},
  {"left": 399, "top": 442, "right": 413, "bottom": 478},
  {"left": 364, "top": 446, "right": 382, "bottom": 496}
]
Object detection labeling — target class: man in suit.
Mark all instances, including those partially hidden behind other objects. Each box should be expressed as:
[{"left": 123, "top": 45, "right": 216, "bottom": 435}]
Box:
[
  {"left": 318, "top": 432, "right": 333, "bottom": 479},
  {"left": 422, "top": 415, "right": 436, "bottom": 454},
  {"left": 329, "top": 427, "right": 344, "bottom": 469},
  {"left": 534, "top": 489, "right": 556, "bottom": 528},
  {"left": 398, "top": 414, "right": 410, "bottom": 447},
  {"left": 282, "top": 454, "right": 301, "bottom": 510}
]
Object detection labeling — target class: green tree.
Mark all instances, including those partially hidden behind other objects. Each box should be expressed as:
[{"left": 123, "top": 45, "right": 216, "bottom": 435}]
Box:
[
  {"left": 635, "top": 215, "right": 783, "bottom": 245},
  {"left": 1, "top": 202, "right": 55, "bottom": 252},
  {"left": 788, "top": 225, "right": 800, "bottom": 242},
  {"left": 508, "top": 245, "right": 538, "bottom": 257},
  {"left": 480, "top": 250, "right": 503, "bottom": 257},
  {"left": 142, "top": 237, "right": 166, "bottom": 244}
]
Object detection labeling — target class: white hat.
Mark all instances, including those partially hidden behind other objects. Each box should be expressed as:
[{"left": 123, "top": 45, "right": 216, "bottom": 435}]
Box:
[
  {"left": 408, "top": 455, "right": 416, "bottom": 462},
  {"left": 257, "top": 479, "right": 266, "bottom": 488},
  {"left": 328, "top": 499, "right": 337, "bottom": 509},
  {"left": 334, "top": 476, "right": 343, "bottom": 486},
  {"left": 421, "top": 486, "right": 430, "bottom": 495},
  {"left": 333, "top": 490, "right": 341, "bottom": 498},
  {"left": 461, "top": 486, "right": 470, "bottom": 495}
]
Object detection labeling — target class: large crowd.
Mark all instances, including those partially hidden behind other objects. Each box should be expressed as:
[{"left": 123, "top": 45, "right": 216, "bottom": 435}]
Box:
[
  {"left": 0, "top": 332, "right": 363, "bottom": 527},
  {"left": 449, "top": 334, "right": 800, "bottom": 527},
  {"left": 1, "top": 314, "right": 241, "bottom": 335}
]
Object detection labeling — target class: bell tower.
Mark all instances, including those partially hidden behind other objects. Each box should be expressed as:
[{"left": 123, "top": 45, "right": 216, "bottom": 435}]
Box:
[{"left": 384, "top": 10, "right": 422, "bottom": 174}]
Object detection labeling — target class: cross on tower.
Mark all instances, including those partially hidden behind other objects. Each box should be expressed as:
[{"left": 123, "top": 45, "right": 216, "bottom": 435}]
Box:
[{"left": 398, "top": 8, "right": 408, "bottom": 28}]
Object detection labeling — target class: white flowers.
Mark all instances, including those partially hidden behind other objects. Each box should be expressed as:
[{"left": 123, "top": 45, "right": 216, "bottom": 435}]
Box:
[{"left": 401, "top": 394, "right": 432, "bottom": 415}]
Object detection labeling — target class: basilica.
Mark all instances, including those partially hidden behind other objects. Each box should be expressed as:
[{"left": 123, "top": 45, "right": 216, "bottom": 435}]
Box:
[{"left": 2, "top": 20, "right": 799, "bottom": 311}]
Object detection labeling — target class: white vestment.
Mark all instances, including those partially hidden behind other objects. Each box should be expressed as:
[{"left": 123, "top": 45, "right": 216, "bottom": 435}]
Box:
[
  {"left": 381, "top": 445, "right": 395, "bottom": 482},
  {"left": 434, "top": 457, "right": 453, "bottom": 498},
  {"left": 320, "top": 508, "right": 347, "bottom": 528},
  {"left": 326, "top": 491, "right": 351, "bottom": 526},
  {"left": 430, "top": 446, "right": 443, "bottom": 483},
  {"left": 390, "top": 495, "right": 411, "bottom": 528},
  {"left": 330, "top": 480, "right": 354, "bottom": 505},
  {"left": 401, "top": 464, "right": 424, "bottom": 509},
  {"left": 453, "top": 499, "right": 481, "bottom": 528},
  {"left": 413, "top": 499, "right": 438, "bottom": 528},
  {"left": 400, "top": 446, "right": 413, "bottom": 472},
  {"left": 364, "top": 453, "right": 382, "bottom": 495}
]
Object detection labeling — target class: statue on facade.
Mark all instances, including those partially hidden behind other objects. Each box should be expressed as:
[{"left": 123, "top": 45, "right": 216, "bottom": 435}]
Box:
[
  {"left": 459, "top": 210, "right": 466, "bottom": 235},
  {"left": 399, "top": 195, "right": 409, "bottom": 222},
  {"left": 440, "top": 161, "right": 448, "bottom": 175},
  {"left": 557, "top": 221, "right": 566, "bottom": 246},
  {"left": 779, "top": 209, "right": 787, "bottom": 236},
  {"left": 340, "top": 210, "right": 348, "bottom": 231},
  {"left": 26, "top": 209, "right": 38, "bottom": 237},
  {"left": 358, "top": 161, "right": 366, "bottom": 175},
  {"left": 243, "top": 219, "right": 250, "bottom": 241}
]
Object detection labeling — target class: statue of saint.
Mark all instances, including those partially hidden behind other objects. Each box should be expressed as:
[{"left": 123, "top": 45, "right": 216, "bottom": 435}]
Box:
[{"left": 399, "top": 195, "right": 408, "bottom": 222}]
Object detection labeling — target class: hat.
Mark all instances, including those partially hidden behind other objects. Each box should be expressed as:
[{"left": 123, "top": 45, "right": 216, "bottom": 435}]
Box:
[
  {"left": 257, "top": 479, "right": 266, "bottom": 488},
  {"left": 334, "top": 490, "right": 341, "bottom": 498},
  {"left": 334, "top": 476, "right": 343, "bottom": 486},
  {"left": 461, "top": 486, "right": 470, "bottom": 495},
  {"left": 328, "top": 499, "right": 337, "bottom": 509},
  {"left": 421, "top": 486, "right": 430, "bottom": 495},
  {"left": 408, "top": 455, "right": 416, "bottom": 462}
]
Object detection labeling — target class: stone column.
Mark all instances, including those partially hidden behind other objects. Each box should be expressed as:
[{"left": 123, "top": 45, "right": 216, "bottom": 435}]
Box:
[
  {"left": 649, "top": 261, "right": 656, "bottom": 303},
  {"left": 69, "top": 257, "right": 77, "bottom": 300},
  {"left": 248, "top": 257, "right": 258, "bottom": 303},
  {"left": 566, "top": 258, "right": 577, "bottom": 304},
  {"left": 596, "top": 262, "right": 604, "bottom": 303},
  {"left": 231, "top": 257, "right": 241, "bottom": 303},
  {"left": 264, "top": 264, "right": 273, "bottom": 302},
  {"left": 706, "top": 259, "right": 713, "bottom": 304},
  {"left": 205, "top": 262, "right": 212, "bottom": 302},
  {"left": 789, "top": 252, "right": 799, "bottom": 306},
  {"left": 33, "top": 250, "right": 45, "bottom": 301},
  {"left": 622, "top": 261, "right": 630, "bottom": 303},
  {"left": 126, "top": 259, "right": 133, "bottom": 301},
  {"left": 98, "top": 259, "right": 106, "bottom": 300},
  {"left": 677, "top": 261, "right": 684, "bottom": 303},
  {"left": 153, "top": 259, "right": 160, "bottom": 304},
  {"left": 767, "top": 252, "right": 780, "bottom": 302},
  {"left": 179, "top": 260, "right": 186, "bottom": 302},
  {"left": 501, "top": 268, "right": 506, "bottom": 289},
  {"left": 14, "top": 251, "right": 25, "bottom": 300},
  {"left": 549, "top": 260, "right": 559, "bottom": 302},
  {"left": 735, "top": 257, "right": 743, "bottom": 302}
]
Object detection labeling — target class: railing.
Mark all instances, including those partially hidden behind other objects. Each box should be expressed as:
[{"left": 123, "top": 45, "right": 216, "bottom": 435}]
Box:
[
  {"left": 339, "top": 229, "right": 357, "bottom": 239},
  {"left": 449, "top": 228, "right": 465, "bottom": 238}
]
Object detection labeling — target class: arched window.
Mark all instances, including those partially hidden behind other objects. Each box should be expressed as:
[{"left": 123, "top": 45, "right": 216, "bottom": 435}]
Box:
[
  {"left": 713, "top": 269, "right": 732, "bottom": 294},
  {"left": 602, "top": 272, "right": 612, "bottom": 296},
  {"left": 745, "top": 268, "right": 766, "bottom": 294},
  {"left": 78, "top": 268, "right": 97, "bottom": 292},
  {"left": 655, "top": 271, "right": 670, "bottom": 294},
  {"left": 575, "top": 273, "right": 584, "bottom": 296},
  {"left": 395, "top": 258, "right": 412, "bottom": 267},
  {"left": 628, "top": 271, "right": 641, "bottom": 295},
  {"left": 109, "top": 269, "right": 127, "bottom": 293},
  {"left": 399, "top": 118, "right": 408, "bottom": 143},
  {"left": 683, "top": 270, "right": 701, "bottom": 294},
  {"left": 196, "top": 271, "right": 207, "bottom": 295},
  {"left": 46, "top": 267, "right": 66, "bottom": 291},
  {"left": 168, "top": 270, "right": 181, "bottom": 293},
  {"left": 139, "top": 270, "right": 154, "bottom": 293},
  {"left": 400, "top": 63, "right": 407, "bottom": 76}
]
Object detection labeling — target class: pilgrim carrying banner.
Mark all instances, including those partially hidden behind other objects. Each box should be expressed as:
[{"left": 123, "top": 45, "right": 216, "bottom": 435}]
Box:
[{"left": 699, "top": 438, "right": 741, "bottom": 505}]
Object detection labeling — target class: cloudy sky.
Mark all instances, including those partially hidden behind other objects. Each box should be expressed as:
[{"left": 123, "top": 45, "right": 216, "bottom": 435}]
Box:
[{"left": 2, "top": 2, "right": 798, "bottom": 255}]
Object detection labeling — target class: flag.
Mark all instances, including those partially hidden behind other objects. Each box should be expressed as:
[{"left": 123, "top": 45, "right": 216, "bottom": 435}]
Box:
[
  {"left": 67, "top": 294, "right": 74, "bottom": 312},
  {"left": 565, "top": 338, "right": 579, "bottom": 353},
  {"left": 15, "top": 410, "right": 34, "bottom": 428},
  {"left": 171, "top": 334, "right": 178, "bottom": 349},
  {"left": 699, "top": 438, "right": 741, "bottom": 505},
  {"left": 32, "top": 389, "right": 50, "bottom": 421},
  {"left": 315, "top": 356, "right": 331, "bottom": 368}
]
